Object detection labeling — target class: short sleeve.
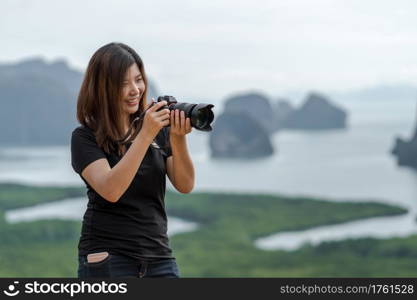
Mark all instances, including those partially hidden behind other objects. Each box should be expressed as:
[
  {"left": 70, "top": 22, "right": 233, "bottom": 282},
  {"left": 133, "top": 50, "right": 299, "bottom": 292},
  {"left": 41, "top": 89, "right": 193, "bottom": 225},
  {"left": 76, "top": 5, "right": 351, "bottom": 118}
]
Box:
[{"left": 71, "top": 126, "right": 107, "bottom": 174}]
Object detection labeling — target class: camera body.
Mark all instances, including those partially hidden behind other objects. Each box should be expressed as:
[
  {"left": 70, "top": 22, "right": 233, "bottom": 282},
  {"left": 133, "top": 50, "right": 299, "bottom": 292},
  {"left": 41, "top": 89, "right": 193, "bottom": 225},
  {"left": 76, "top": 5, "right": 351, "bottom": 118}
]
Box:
[
  {"left": 157, "top": 95, "right": 178, "bottom": 109},
  {"left": 156, "top": 95, "right": 214, "bottom": 132}
]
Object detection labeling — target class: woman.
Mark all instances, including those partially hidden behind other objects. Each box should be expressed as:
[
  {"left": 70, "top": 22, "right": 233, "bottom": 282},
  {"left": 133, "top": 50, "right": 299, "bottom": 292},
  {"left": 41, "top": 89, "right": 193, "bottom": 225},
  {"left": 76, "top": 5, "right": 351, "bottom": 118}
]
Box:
[{"left": 71, "top": 42, "right": 194, "bottom": 278}]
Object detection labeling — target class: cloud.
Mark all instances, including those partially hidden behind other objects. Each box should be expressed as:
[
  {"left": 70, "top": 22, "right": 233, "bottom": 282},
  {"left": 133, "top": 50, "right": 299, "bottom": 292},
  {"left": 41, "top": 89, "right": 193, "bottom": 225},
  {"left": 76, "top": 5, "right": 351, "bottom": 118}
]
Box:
[{"left": 1, "top": 0, "right": 417, "bottom": 99}]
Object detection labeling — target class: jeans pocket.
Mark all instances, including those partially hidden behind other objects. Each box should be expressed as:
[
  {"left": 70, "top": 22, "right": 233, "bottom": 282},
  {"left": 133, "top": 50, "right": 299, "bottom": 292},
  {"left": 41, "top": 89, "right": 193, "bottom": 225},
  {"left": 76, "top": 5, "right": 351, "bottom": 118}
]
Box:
[{"left": 81, "top": 254, "right": 112, "bottom": 278}]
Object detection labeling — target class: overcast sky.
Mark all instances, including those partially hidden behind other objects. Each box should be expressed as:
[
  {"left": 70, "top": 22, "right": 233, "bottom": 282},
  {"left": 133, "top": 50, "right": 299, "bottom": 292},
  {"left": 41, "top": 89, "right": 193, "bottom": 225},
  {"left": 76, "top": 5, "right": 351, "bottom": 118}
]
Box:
[{"left": 1, "top": 0, "right": 417, "bottom": 101}]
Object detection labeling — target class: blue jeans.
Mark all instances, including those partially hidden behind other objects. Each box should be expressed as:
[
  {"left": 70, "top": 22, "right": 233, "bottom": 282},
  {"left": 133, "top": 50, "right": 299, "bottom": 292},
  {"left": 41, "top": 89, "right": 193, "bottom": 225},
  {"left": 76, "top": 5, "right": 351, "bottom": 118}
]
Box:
[{"left": 78, "top": 253, "right": 180, "bottom": 278}]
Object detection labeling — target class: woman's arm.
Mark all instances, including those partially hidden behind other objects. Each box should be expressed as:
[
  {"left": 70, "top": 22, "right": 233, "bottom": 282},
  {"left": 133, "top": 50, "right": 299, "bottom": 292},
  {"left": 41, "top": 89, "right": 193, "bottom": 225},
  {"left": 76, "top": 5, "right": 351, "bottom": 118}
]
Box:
[
  {"left": 81, "top": 101, "right": 170, "bottom": 203},
  {"left": 166, "top": 110, "right": 195, "bottom": 194}
]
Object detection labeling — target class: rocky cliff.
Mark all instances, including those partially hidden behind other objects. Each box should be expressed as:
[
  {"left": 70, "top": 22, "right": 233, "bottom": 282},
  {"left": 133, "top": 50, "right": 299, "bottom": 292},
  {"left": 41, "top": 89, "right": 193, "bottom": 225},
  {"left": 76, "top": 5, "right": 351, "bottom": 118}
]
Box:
[
  {"left": 209, "top": 112, "right": 274, "bottom": 159},
  {"left": 0, "top": 58, "right": 159, "bottom": 145},
  {"left": 283, "top": 92, "right": 347, "bottom": 130}
]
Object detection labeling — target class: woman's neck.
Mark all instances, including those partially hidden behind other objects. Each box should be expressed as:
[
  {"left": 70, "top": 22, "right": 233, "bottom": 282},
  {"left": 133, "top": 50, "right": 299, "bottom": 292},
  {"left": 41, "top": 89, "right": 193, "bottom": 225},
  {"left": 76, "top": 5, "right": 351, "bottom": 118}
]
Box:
[{"left": 122, "top": 115, "right": 130, "bottom": 135}]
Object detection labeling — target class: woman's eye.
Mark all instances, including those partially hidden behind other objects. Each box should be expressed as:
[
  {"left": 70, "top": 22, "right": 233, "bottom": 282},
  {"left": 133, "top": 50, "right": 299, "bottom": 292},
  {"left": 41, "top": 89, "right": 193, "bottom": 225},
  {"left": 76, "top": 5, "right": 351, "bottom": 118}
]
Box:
[{"left": 122, "top": 78, "right": 142, "bottom": 86}]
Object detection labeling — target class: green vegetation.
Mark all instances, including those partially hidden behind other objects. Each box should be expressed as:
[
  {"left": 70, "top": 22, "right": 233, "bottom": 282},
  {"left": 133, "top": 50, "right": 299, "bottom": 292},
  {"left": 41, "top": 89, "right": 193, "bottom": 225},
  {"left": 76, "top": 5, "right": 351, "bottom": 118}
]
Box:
[
  {"left": 0, "top": 183, "right": 416, "bottom": 277},
  {"left": 0, "top": 183, "right": 84, "bottom": 210}
]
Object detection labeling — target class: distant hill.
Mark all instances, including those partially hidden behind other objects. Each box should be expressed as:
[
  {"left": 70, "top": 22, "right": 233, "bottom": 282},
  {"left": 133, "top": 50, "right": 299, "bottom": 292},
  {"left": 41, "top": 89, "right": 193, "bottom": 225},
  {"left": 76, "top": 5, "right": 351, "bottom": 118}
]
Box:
[
  {"left": 0, "top": 58, "right": 159, "bottom": 146},
  {"left": 392, "top": 124, "right": 417, "bottom": 170},
  {"left": 0, "top": 58, "right": 81, "bottom": 145},
  {"left": 283, "top": 92, "right": 347, "bottom": 130},
  {"left": 223, "top": 92, "right": 276, "bottom": 134},
  {"left": 208, "top": 91, "right": 348, "bottom": 159},
  {"left": 209, "top": 111, "right": 274, "bottom": 159}
]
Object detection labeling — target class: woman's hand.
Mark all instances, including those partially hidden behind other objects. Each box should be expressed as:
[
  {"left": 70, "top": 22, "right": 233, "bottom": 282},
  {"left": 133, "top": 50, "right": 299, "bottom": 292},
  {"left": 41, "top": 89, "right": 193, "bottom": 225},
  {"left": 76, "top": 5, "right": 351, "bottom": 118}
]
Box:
[
  {"left": 167, "top": 109, "right": 195, "bottom": 194},
  {"left": 141, "top": 100, "right": 171, "bottom": 140},
  {"left": 169, "top": 109, "right": 192, "bottom": 137}
]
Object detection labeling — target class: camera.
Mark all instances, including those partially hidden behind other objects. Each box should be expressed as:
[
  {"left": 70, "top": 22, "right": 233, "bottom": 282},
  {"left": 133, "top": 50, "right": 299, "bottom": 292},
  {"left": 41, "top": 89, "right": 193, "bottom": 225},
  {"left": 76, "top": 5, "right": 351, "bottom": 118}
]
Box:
[
  {"left": 156, "top": 95, "right": 214, "bottom": 131},
  {"left": 117, "top": 95, "right": 214, "bottom": 145}
]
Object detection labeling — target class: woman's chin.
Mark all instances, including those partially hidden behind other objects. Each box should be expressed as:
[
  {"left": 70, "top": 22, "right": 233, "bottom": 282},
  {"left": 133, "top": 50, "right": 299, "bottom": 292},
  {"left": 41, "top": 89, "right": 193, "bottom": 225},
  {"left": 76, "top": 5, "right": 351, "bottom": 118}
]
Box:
[{"left": 124, "top": 105, "right": 139, "bottom": 114}]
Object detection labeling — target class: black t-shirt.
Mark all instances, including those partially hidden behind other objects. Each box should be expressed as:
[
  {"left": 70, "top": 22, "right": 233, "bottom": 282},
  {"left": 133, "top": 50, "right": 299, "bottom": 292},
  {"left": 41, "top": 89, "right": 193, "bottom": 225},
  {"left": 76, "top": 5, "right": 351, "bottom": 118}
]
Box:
[{"left": 71, "top": 125, "right": 174, "bottom": 262}]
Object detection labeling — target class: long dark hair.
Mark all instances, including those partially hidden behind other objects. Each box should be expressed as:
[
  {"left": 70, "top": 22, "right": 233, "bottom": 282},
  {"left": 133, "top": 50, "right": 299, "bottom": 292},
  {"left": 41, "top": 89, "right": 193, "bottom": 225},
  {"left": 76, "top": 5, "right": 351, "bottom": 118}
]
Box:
[{"left": 77, "top": 42, "right": 148, "bottom": 156}]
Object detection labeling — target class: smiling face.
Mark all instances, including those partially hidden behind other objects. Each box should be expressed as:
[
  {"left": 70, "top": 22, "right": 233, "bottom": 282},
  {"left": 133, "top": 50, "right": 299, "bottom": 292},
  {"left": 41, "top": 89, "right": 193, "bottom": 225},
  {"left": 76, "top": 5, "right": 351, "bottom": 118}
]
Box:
[{"left": 121, "top": 63, "right": 146, "bottom": 122}]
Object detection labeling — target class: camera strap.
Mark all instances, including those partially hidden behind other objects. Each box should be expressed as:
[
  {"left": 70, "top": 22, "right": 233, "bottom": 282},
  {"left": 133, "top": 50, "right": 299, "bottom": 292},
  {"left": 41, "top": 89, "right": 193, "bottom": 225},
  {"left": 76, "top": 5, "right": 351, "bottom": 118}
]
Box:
[{"left": 116, "top": 102, "right": 157, "bottom": 145}]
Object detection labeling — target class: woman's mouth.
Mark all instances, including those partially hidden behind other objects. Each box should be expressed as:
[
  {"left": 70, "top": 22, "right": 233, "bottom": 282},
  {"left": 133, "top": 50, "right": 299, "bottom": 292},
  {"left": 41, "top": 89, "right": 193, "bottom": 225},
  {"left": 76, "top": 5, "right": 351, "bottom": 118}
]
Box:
[{"left": 126, "top": 98, "right": 139, "bottom": 107}]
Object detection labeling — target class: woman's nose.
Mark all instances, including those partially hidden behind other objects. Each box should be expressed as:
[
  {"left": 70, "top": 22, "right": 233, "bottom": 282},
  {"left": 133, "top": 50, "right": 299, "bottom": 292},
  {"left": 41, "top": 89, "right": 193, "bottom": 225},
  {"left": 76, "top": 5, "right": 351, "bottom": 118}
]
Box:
[{"left": 129, "top": 84, "right": 140, "bottom": 95}]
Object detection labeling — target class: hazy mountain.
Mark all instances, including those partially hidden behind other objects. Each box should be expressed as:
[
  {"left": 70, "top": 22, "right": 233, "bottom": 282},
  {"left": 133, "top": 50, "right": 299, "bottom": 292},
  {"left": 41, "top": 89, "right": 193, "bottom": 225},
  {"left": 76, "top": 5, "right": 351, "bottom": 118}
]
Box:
[
  {"left": 0, "top": 58, "right": 81, "bottom": 145},
  {"left": 209, "top": 111, "right": 274, "bottom": 159},
  {"left": 283, "top": 93, "right": 347, "bottom": 130},
  {"left": 223, "top": 92, "right": 275, "bottom": 133},
  {"left": 0, "top": 58, "right": 159, "bottom": 146},
  {"left": 392, "top": 122, "right": 417, "bottom": 170}
]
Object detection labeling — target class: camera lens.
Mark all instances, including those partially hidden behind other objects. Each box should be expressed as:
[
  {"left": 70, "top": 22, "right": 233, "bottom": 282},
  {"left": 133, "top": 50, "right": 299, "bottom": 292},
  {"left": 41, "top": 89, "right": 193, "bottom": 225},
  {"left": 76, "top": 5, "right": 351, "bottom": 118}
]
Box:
[
  {"left": 195, "top": 109, "right": 207, "bottom": 128},
  {"left": 191, "top": 104, "right": 214, "bottom": 131}
]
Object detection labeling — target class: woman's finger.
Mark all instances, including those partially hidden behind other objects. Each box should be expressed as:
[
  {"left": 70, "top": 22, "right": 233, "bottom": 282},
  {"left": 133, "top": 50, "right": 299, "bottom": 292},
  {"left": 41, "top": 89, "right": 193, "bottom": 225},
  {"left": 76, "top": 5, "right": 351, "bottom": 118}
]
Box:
[
  {"left": 170, "top": 110, "right": 175, "bottom": 128},
  {"left": 175, "top": 110, "right": 180, "bottom": 130},
  {"left": 180, "top": 111, "right": 185, "bottom": 132},
  {"left": 154, "top": 108, "right": 170, "bottom": 117},
  {"left": 148, "top": 100, "right": 167, "bottom": 113},
  {"left": 156, "top": 114, "right": 170, "bottom": 122},
  {"left": 186, "top": 117, "right": 191, "bottom": 132},
  {"left": 161, "top": 119, "right": 170, "bottom": 127}
]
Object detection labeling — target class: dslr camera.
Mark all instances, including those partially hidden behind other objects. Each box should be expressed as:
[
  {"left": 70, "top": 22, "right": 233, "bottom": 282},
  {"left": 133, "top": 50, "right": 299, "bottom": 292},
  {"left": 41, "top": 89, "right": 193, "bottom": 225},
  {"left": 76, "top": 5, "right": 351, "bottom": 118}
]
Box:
[{"left": 156, "top": 95, "right": 214, "bottom": 131}]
